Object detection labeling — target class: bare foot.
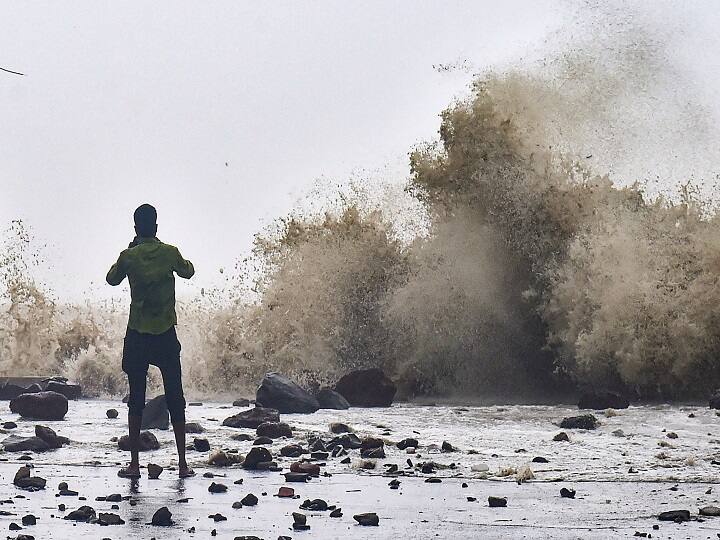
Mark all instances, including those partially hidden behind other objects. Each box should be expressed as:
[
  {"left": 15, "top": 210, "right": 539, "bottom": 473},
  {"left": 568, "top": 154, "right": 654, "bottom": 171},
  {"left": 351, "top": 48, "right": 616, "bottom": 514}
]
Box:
[
  {"left": 118, "top": 464, "right": 141, "bottom": 478},
  {"left": 179, "top": 465, "right": 195, "bottom": 478}
]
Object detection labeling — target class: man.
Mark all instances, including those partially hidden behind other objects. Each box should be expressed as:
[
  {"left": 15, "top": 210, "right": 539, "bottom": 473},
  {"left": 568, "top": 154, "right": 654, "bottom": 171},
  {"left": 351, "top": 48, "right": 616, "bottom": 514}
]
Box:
[{"left": 106, "top": 204, "right": 195, "bottom": 478}]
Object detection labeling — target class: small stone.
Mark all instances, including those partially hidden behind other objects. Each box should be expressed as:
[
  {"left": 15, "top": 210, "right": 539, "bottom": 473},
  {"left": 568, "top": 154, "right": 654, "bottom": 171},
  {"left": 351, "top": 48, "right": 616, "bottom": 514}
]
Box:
[
  {"left": 3, "top": 421, "right": 17, "bottom": 429},
  {"left": 283, "top": 472, "right": 310, "bottom": 483},
  {"left": 559, "top": 414, "right": 597, "bottom": 430},
  {"left": 106, "top": 409, "right": 118, "bottom": 419},
  {"left": 488, "top": 496, "right": 507, "bottom": 508},
  {"left": 253, "top": 436, "right": 273, "bottom": 446},
  {"left": 353, "top": 512, "right": 379, "bottom": 526},
  {"left": 553, "top": 432, "right": 570, "bottom": 442},
  {"left": 330, "top": 508, "right": 343, "bottom": 517},
  {"left": 700, "top": 505, "right": 720, "bottom": 516},
  {"left": 151, "top": 506, "right": 173, "bottom": 526},
  {"left": 560, "top": 487, "right": 576, "bottom": 499},
  {"left": 658, "top": 509, "right": 690, "bottom": 522},
  {"left": 667, "top": 432, "right": 678, "bottom": 439},
  {"left": 105, "top": 494, "right": 122, "bottom": 502},
  {"left": 194, "top": 438, "right": 211, "bottom": 451},
  {"left": 147, "top": 463, "right": 163, "bottom": 479},
  {"left": 185, "top": 422, "right": 205, "bottom": 433},
  {"left": 21, "top": 514, "right": 36, "bottom": 526},
  {"left": 425, "top": 477, "right": 442, "bottom": 483},
  {"left": 329, "top": 423, "right": 352, "bottom": 434},
  {"left": 532, "top": 456, "right": 549, "bottom": 463},
  {"left": 278, "top": 487, "right": 294, "bottom": 498},
  {"left": 240, "top": 493, "right": 258, "bottom": 506},
  {"left": 397, "top": 438, "right": 418, "bottom": 450},
  {"left": 441, "top": 441, "right": 456, "bottom": 452},
  {"left": 208, "top": 482, "right": 228, "bottom": 494},
  {"left": 300, "top": 498, "right": 328, "bottom": 511},
  {"left": 209, "top": 513, "right": 227, "bottom": 522},
  {"left": 64, "top": 505, "right": 96, "bottom": 522},
  {"left": 97, "top": 512, "right": 125, "bottom": 525}
]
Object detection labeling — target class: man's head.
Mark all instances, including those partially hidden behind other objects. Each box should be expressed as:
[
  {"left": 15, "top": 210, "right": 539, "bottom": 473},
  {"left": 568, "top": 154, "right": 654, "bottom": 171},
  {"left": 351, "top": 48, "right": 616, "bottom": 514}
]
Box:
[{"left": 133, "top": 204, "right": 158, "bottom": 238}]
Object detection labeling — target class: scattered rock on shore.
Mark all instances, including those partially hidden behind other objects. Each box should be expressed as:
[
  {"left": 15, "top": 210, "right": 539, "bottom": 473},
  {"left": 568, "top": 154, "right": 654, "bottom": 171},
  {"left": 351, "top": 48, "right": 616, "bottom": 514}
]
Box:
[
  {"left": 117, "top": 431, "right": 160, "bottom": 451},
  {"left": 223, "top": 407, "right": 280, "bottom": 429},
  {"left": 141, "top": 395, "right": 169, "bottom": 430},
  {"left": 256, "top": 421, "right": 292, "bottom": 439},
  {"left": 10, "top": 391, "right": 68, "bottom": 421},
  {"left": 151, "top": 506, "right": 173, "bottom": 526},
  {"left": 559, "top": 414, "right": 598, "bottom": 430},
  {"left": 316, "top": 387, "right": 350, "bottom": 410},
  {"left": 658, "top": 509, "right": 690, "bottom": 522},
  {"left": 255, "top": 373, "right": 319, "bottom": 414},
  {"left": 147, "top": 463, "right": 163, "bottom": 479},
  {"left": 106, "top": 409, "right": 118, "bottom": 419},
  {"left": 353, "top": 512, "right": 379, "bottom": 526},
  {"left": 243, "top": 447, "right": 273, "bottom": 469}
]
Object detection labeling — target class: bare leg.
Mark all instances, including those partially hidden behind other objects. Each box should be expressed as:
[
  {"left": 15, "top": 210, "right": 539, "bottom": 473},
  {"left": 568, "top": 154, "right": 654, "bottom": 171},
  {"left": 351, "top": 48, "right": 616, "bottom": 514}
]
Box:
[
  {"left": 119, "top": 413, "right": 142, "bottom": 477},
  {"left": 172, "top": 418, "right": 194, "bottom": 477}
]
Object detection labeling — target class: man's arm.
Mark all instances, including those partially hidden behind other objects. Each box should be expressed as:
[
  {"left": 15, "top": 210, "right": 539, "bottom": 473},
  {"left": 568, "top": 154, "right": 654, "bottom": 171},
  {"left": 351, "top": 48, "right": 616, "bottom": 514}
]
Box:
[
  {"left": 106, "top": 252, "right": 127, "bottom": 285},
  {"left": 174, "top": 247, "right": 195, "bottom": 279}
]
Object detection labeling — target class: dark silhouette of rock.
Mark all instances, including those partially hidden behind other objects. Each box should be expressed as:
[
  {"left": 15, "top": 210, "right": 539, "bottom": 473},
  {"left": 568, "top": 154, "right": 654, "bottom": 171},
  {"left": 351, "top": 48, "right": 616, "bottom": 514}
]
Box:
[
  {"left": 397, "top": 438, "right": 418, "bottom": 450},
  {"left": 97, "top": 512, "right": 125, "bottom": 525},
  {"left": 194, "top": 438, "right": 211, "bottom": 452},
  {"left": 559, "top": 414, "right": 598, "bottom": 430},
  {"left": 290, "top": 462, "right": 320, "bottom": 476},
  {"left": 553, "top": 432, "right": 570, "bottom": 442},
  {"left": 353, "top": 512, "right": 379, "bottom": 526},
  {"left": 329, "top": 422, "right": 352, "bottom": 434},
  {"left": 2, "top": 435, "right": 51, "bottom": 452},
  {"left": 13, "top": 466, "right": 46, "bottom": 490},
  {"left": 150, "top": 506, "right": 173, "bottom": 526},
  {"left": 147, "top": 463, "right": 163, "bottom": 479},
  {"left": 254, "top": 436, "right": 273, "bottom": 445},
  {"left": 64, "top": 505, "right": 96, "bottom": 521},
  {"left": 243, "top": 447, "right": 273, "bottom": 469},
  {"left": 488, "top": 496, "right": 507, "bottom": 507},
  {"left": 106, "top": 409, "right": 118, "bottom": 419},
  {"left": 334, "top": 369, "right": 396, "bottom": 407},
  {"left": 240, "top": 493, "right": 258, "bottom": 506},
  {"left": 141, "top": 395, "right": 169, "bottom": 430},
  {"left": 283, "top": 472, "right": 310, "bottom": 482},
  {"left": 327, "top": 433, "right": 362, "bottom": 450},
  {"left": 185, "top": 422, "right": 205, "bottom": 433},
  {"left": 316, "top": 387, "right": 350, "bottom": 410},
  {"left": 0, "top": 383, "right": 28, "bottom": 400},
  {"left": 255, "top": 373, "right": 319, "bottom": 414},
  {"left": 658, "top": 509, "right": 690, "bottom": 522},
  {"left": 10, "top": 391, "right": 68, "bottom": 420},
  {"left": 223, "top": 407, "right": 280, "bottom": 428},
  {"left": 256, "top": 422, "right": 292, "bottom": 439},
  {"left": 45, "top": 381, "right": 82, "bottom": 400},
  {"left": 560, "top": 487, "right": 576, "bottom": 498},
  {"left": 118, "top": 431, "right": 160, "bottom": 451},
  {"left": 280, "top": 444, "right": 304, "bottom": 458},
  {"left": 21, "top": 514, "right": 36, "bottom": 526},
  {"left": 232, "top": 398, "right": 251, "bottom": 407},
  {"left": 578, "top": 390, "right": 629, "bottom": 410},
  {"left": 35, "top": 425, "right": 67, "bottom": 448},
  {"left": 208, "top": 482, "right": 228, "bottom": 493}
]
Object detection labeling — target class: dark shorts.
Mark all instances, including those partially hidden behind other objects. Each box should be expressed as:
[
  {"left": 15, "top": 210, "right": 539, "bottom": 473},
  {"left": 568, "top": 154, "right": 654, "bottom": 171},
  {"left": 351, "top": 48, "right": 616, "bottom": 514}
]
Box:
[{"left": 122, "top": 326, "right": 186, "bottom": 423}]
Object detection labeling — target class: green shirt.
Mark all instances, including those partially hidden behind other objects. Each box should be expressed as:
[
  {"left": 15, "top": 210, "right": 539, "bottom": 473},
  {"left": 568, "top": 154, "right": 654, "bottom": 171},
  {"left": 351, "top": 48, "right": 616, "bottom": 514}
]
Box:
[{"left": 106, "top": 237, "right": 195, "bottom": 334}]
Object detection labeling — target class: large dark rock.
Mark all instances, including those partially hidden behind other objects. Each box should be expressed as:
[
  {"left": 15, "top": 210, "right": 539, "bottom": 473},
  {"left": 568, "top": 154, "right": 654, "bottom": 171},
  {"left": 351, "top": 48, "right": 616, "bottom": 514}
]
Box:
[
  {"left": 578, "top": 391, "right": 629, "bottom": 410},
  {"left": 559, "top": 414, "right": 598, "bottom": 430},
  {"left": 2, "top": 435, "right": 51, "bottom": 452},
  {"left": 118, "top": 431, "right": 160, "bottom": 451},
  {"left": 223, "top": 407, "right": 280, "bottom": 429},
  {"left": 141, "top": 395, "right": 169, "bottom": 430},
  {"left": 334, "top": 368, "right": 396, "bottom": 407},
  {"left": 316, "top": 387, "right": 350, "bottom": 410},
  {"left": 35, "top": 425, "right": 68, "bottom": 448},
  {"left": 0, "top": 384, "right": 29, "bottom": 400},
  {"left": 256, "top": 422, "right": 292, "bottom": 439},
  {"left": 45, "top": 381, "right": 82, "bottom": 400},
  {"left": 243, "top": 447, "right": 273, "bottom": 469},
  {"left": 10, "top": 391, "right": 68, "bottom": 420},
  {"left": 255, "top": 373, "right": 319, "bottom": 414}
]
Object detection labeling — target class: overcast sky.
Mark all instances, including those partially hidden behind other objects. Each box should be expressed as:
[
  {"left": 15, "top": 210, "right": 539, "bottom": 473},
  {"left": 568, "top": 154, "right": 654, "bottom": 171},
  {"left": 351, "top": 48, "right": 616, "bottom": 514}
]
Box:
[{"left": 2, "top": 1, "right": 719, "bottom": 302}]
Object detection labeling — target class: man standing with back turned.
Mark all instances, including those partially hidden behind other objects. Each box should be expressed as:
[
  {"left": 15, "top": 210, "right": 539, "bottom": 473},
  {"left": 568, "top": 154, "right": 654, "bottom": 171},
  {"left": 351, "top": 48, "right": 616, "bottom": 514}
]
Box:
[{"left": 106, "top": 204, "right": 196, "bottom": 478}]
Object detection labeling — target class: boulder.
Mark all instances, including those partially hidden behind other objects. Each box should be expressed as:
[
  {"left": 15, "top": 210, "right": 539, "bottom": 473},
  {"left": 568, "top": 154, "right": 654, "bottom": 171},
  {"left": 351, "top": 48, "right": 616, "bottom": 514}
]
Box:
[
  {"left": 255, "top": 373, "right": 319, "bottom": 414},
  {"left": 2, "top": 435, "right": 51, "bottom": 452},
  {"left": 223, "top": 407, "right": 280, "bottom": 429},
  {"left": 45, "top": 381, "right": 82, "bottom": 400},
  {"left": 0, "top": 383, "right": 28, "bottom": 400},
  {"left": 578, "top": 390, "right": 629, "bottom": 410},
  {"left": 334, "top": 368, "right": 396, "bottom": 407},
  {"left": 64, "top": 505, "right": 96, "bottom": 522},
  {"left": 141, "top": 395, "right": 169, "bottom": 430},
  {"left": 118, "top": 431, "right": 160, "bottom": 451},
  {"left": 316, "top": 387, "right": 350, "bottom": 410},
  {"left": 256, "top": 422, "right": 292, "bottom": 439},
  {"left": 559, "top": 414, "right": 598, "bottom": 430},
  {"left": 243, "top": 447, "right": 273, "bottom": 469},
  {"left": 35, "top": 425, "right": 67, "bottom": 448},
  {"left": 151, "top": 506, "right": 173, "bottom": 526},
  {"left": 10, "top": 391, "right": 68, "bottom": 420}
]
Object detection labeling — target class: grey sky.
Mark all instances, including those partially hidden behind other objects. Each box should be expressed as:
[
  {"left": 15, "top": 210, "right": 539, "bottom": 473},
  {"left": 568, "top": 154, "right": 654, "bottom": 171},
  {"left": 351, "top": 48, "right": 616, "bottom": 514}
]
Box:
[{"left": 3, "top": 1, "right": 719, "bottom": 301}]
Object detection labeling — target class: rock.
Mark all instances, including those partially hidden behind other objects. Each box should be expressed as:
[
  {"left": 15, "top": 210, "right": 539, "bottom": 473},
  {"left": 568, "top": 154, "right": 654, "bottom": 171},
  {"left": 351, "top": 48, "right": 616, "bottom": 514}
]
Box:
[
  {"left": 106, "top": 409, "right": 118, "bottom": 419},
  {"left": 208, "top": 449, "right": 243, "bottom": 467},
  {"left": 329, "top": 422, "right": 352, "bottom": 434},
  {"left": 328, "top": 433, "right": 363, "bottom": 450},
  {"left": 553, "top": 432, "right": 570, "bottom": 442},
  {"left": 578, "top": 390, "right": 629, "bottom": 410},
  {"left": 278, "top": 487, "right": 294, "bottom": 498},
  {"left": 117, "top": 431, "right": 160, "bottom": 451},
  {"left": 13, "top": 466, "right": 46, "bottom": 490},
  {"left": 141, "top": 395, "right": 169, "bottom": 430},
  {"left": 488, "top": 496, "right": 507, "bottom": 508},
  {"left": 231, "top": 433, "right": 254, "bottom": 441},
  {"left": 560, "top": 487, "right": 576, "bottom": 498},
  {"left": 700, "top": 505, "right": 720, "bottom": 516},
  {"left": 209, "top": 513, "right": 227, "bottom": 522},
  {"left": 254, "top": 436, "right": 273, "bottom": 445},
  {"left": 64, "top": 505, "right": 96, "bottom": 522},
  {"left": 658, "top": 509, "right": 690, "bottom": 522},
  {"left": 223, "top": 407, "right": 280, "bottom": 429},
  {"left": 334, "top": 368, "right": 396, "bottom": 407},
  {"left": 255, "top": 373, "right": 319, "bottom": 414},
  {"left": 97, "top": 512, "right": 125, "bottom": 525},
  {"left": 3, "top": 421, "right": 17, "bottom": 429},
  {"left": 45, "top": 381, "right": 82, "bottom": 400},
  {"left": 532, "top": 457, "right": 549, "bottom": 463},
  {"left": 194, "top": 438, "right": 211, "bottom": 452},
  {"left": 709, "top": 390, "right": 720, "bottom": 409},
  {"left": 559, "top": 414, "right": 598, "bottom": 430},
  {"left": 21, "top": 514, "right": 36, "bottom": 526},
  {"left": 441, "top": 441, "right": 456, "bottom": 452},
  {"left": 256, "top": 422, "right": 292, "bottom": 439},
  {"left": 185, "top": 422, "right": 205, "bottom": 433},
  {"left": 293, "top": 512, "right": 309, "bottom": 530},
  {"left": 397, "top": 438, "right": 419, "bottom": 450},
  {"left": 34, "top": 425, "right": 63, "bottom": 448},
  {"left": 361, "top": 437, "right": 384, "bottom": 451},
  {"left": 361, "top": 447, "right": 385, "bottom": 459},
  {"left": 311, "top": 451, "right": 329, "bottom": 460},
  {"left": 280, "top": 444, "right": 305, "bottom": 458},
  {"left": 290, "top": 462, "right": 320, "bottom": 476},
  {"left": 10, "top": 391, "right": 68, "bottom": 420},
  {"left": 425, "top": 477, "right": 441, "bottom": 483},
  {"left": 105, "top": 493, "right": 122, "bottom": 502},
  {"left": 300, "top": 498, "right": 328, "bottom": 511},
  {"left": 667, "top": 431, "right": 678, "bottom": 439},
  {"left": 232, "top": 398, "right": 251, "bottom": 407},
  {"left": 243, "top": 447, "right": 273, "bottom": 469},
  {"left": 353, "top": 512, "right": 379, "bottom": 526},
  {"left": 241, "top": 493, "right": 258, "bottom": 506},
  {"left": 147, "top": 463, "right": 163, "bottom": 479},
  {"left": 0, "top": 383, "right": 29, "bottom": 400},
  {"left": 283, "top": 472, "right": 310, "bottom": 482},
  {"left": 2, "top": 436, "right": 51, "bottom": 453},
  {"left": 151, "top": 506, "right": 173, "bottom": 526},
  {"left": 330, "top": 508, "right": 343, "bottom": 517},
  {"left": 316, "top": 387, "right": 350, "bottom": 410},
  {"left": 208, "top": 482, "right": 228, "bottom": 493},
  {"left": 612, "top": 429, "right": 625, "bottom": 437}
]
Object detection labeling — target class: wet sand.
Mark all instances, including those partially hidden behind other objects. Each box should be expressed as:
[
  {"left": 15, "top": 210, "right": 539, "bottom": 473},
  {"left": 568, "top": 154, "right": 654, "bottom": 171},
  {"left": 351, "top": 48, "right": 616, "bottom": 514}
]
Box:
[{"left": 1, "top": 400, "right": 720, "bottom": 538}]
